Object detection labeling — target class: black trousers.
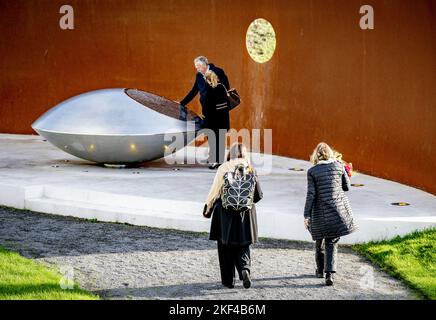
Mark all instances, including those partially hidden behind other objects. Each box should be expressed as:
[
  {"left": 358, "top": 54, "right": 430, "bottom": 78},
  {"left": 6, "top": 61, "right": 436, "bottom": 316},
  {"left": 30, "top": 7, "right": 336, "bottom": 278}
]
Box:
[
  {"left": 315, "top": 237, "right": 340, "bottom": 273},
  {"left": 217, "top": 241, "right": 251, "bottom": 286},
  {"left": 208, "top": 128, "right": 227, "bottom": 164}
]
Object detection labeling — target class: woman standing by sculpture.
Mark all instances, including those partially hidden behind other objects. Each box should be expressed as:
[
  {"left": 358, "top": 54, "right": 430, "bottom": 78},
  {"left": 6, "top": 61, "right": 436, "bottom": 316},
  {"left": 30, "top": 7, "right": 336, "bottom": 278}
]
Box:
[{"left": 202, "top": 70, "right": 231, "bottom": 169}]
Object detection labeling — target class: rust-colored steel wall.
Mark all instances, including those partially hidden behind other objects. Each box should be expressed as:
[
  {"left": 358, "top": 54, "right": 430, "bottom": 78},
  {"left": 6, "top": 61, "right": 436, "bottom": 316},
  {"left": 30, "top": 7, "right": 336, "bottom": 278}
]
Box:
[{"left": 1, "top": 0, "right": 435, "bottom": 194}]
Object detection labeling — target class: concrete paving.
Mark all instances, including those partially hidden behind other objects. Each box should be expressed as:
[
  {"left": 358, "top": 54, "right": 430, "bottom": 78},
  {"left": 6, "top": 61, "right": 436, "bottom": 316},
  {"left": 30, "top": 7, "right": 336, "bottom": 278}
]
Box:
[{"left": 0, "top": 134, "right": 435, "bottom": 244}]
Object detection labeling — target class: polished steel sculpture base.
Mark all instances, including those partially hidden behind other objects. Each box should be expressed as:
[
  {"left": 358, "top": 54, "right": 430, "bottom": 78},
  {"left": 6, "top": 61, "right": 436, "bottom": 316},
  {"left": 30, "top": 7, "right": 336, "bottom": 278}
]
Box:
[{"left": 31, "top": 88, "right": 201, "bottom": 164}]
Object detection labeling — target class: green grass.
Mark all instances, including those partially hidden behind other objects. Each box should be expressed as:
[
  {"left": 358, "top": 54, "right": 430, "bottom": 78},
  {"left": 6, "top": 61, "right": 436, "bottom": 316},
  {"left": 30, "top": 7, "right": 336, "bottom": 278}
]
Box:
[
  {"left": 353, "top": 228, "right": 436, "bottom": 300},
  {"left": 0, "top": 247, "right": 99, "bottom": 300}
]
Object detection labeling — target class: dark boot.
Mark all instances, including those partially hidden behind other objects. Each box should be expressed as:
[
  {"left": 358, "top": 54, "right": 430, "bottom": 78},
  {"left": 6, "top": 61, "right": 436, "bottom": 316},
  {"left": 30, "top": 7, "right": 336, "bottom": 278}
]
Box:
[
  {"left": 325, "top": 272, "right": 334, "bottom": 286},
  {"left": 242, "top": 269, "right": 251, "bottom": 289}
]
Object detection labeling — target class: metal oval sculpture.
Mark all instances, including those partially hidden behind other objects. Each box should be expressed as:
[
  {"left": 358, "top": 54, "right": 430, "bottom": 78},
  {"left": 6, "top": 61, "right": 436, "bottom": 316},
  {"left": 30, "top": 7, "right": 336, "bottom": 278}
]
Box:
[{"left": 31, "top": 88, "right": 202, "bottom": 164}]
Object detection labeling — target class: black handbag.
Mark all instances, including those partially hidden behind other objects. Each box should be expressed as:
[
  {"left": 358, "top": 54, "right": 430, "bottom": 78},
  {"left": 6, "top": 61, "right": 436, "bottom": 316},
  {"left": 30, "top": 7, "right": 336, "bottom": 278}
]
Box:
[
  {"left": 219, "top": 84, "right": 241, "bottom": 111},
  {"left": 227, "top": 88, "right": 241, "bottom": 110}
]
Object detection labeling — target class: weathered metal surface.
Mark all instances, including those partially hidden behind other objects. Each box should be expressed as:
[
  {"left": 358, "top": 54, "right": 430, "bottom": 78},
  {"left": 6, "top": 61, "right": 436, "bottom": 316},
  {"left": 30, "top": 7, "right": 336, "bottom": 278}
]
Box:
[{"left": 0, "top": 0, "right": 435, "bottom": 192}]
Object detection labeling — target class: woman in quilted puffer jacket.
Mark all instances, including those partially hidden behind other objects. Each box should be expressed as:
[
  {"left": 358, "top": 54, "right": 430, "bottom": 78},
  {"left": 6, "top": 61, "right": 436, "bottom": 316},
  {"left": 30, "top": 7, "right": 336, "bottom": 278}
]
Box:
[
  {"left": 304, "top": 142, "right": 357, "bottom": 286},
  {"left": 203, "top": 142, "right": 263, "bottom": 289}
]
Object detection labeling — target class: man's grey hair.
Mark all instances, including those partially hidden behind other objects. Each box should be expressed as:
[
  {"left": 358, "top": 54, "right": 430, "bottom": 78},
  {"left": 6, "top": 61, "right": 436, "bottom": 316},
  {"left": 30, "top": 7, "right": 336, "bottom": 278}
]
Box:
[{"left": 194, "top": 56, "right": 208, "bottom": 66}]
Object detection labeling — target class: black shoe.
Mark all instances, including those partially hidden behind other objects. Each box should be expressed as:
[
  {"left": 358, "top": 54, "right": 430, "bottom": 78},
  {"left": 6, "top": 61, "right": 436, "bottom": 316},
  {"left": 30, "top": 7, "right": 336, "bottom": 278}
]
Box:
[
  {"left": 223, "top": 283, "right": 234, "bottom": 289},
  {"left": 315, "top": 269, "right": 324, "bottom": 278},
  {"left": 325, "top": 272, "right": 334, "bottom": 286},
  {"left": 242, "top": 270, "right": 251, "bottom": 289},
  {"left": 208, "top": 163, "right": 221, "bottom": 170}
]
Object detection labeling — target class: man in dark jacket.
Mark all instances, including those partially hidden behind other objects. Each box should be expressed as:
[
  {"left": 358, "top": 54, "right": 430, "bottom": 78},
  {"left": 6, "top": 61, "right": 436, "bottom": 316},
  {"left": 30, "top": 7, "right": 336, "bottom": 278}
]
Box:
[{"left": 180, "top": 56, "right": 230, "bottom": 169}]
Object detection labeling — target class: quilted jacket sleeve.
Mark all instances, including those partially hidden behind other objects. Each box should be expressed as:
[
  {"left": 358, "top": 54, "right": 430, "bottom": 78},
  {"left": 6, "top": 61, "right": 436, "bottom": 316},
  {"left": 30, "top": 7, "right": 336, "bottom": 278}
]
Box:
[{"left": 304, "top": 170, "right": 316, "bottom": 219}]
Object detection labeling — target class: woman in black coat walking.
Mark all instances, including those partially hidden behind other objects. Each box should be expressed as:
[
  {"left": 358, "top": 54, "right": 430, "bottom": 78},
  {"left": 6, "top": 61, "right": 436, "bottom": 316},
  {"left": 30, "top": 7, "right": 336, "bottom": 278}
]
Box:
[
  {"left": 304, "top": 142, "right": 357, "bottom": 286},
  {"left": 203, "top": 143, "right": 263, "bottom": 289}
]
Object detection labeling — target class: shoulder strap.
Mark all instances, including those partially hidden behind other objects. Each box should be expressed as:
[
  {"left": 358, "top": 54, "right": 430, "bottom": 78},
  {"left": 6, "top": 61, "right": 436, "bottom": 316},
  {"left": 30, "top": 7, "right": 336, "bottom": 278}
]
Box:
[{"left": 218, "top": 83, "right": 229, "bottom": 92}]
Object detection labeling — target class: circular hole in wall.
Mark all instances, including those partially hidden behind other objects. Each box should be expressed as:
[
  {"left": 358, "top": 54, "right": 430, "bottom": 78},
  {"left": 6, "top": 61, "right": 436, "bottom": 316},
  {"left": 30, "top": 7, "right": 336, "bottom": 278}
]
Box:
[{"left": 246, "top": 18, "right": 276, "bottom": 63}]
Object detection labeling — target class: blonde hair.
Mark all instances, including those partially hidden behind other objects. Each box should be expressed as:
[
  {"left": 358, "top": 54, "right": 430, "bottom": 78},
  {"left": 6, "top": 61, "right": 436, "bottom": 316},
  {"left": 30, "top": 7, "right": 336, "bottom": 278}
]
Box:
[
  {"left": 205, "top": 70, "right": 219, "bottom": 88},
  {"left": 310, "top": 142, "right": 335, "bottom": 165},
  {"left": 333, "top": 150, "right": 343, "bottom": 162}
]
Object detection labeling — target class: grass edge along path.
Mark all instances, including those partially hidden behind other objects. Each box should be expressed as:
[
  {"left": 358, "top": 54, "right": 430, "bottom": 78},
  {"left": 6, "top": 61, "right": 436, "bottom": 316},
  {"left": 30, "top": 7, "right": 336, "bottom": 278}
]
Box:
[
  {"left": 352, "top": 227, "right": 436, "bottom": 300},
  {"left": 0, "top": 246, "right": 99, "bottom": 300}
]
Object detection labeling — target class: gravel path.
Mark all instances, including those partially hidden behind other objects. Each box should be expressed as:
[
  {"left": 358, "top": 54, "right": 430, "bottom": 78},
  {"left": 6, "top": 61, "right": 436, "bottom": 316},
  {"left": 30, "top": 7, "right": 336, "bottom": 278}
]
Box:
[{"left": 0, "top": 207, "right": 416, "bottom": 300}]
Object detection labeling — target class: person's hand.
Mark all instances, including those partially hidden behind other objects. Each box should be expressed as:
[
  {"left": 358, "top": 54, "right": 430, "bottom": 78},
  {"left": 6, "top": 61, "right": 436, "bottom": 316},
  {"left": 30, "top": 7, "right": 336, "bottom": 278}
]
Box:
[
  {"left": 203, "top": 204, "right": 211, "bottom": 218},
  {"left": 304, "top": 218, "right": 310, "bottom": 229}
]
